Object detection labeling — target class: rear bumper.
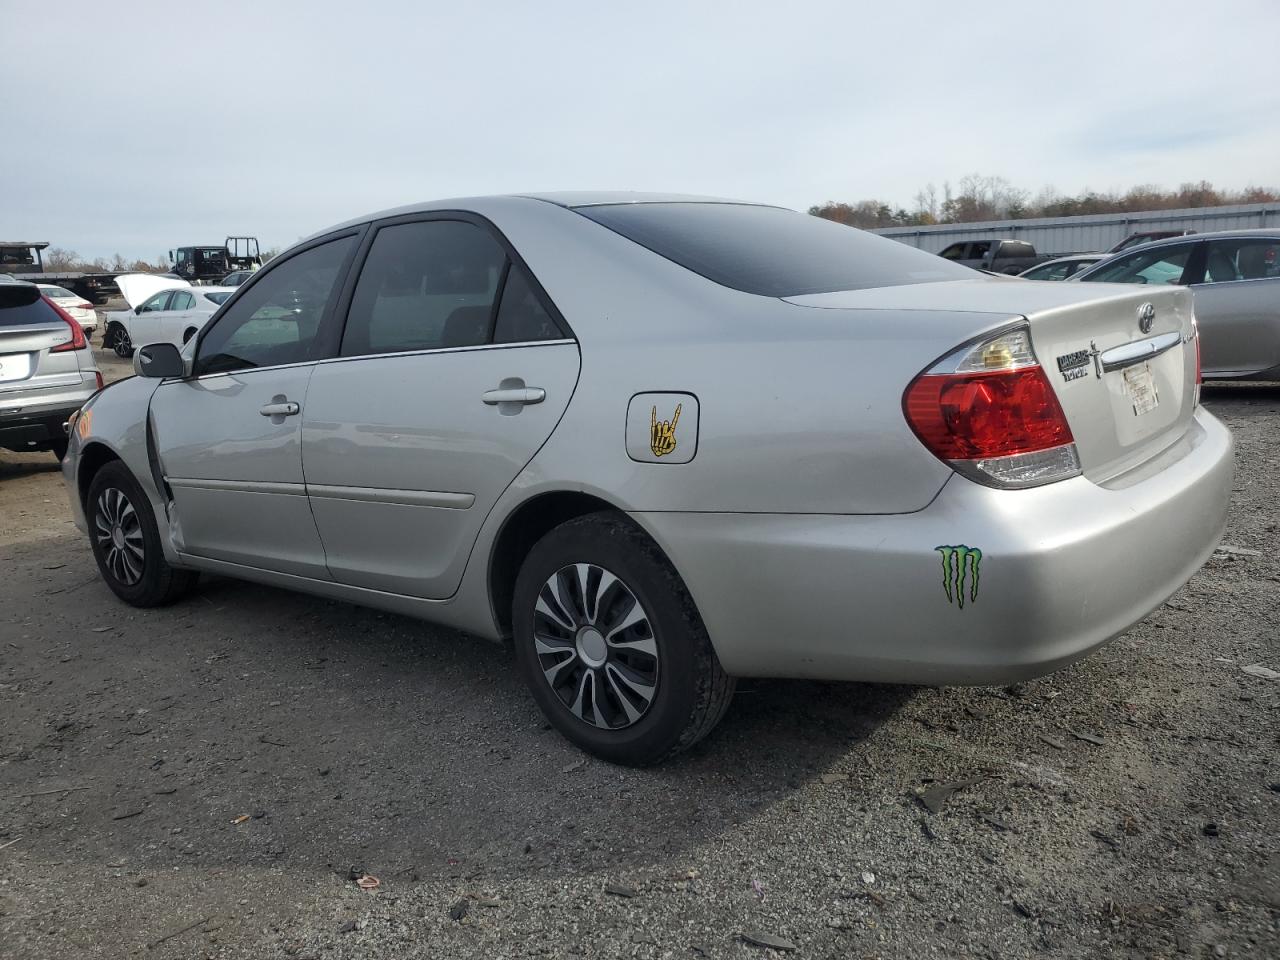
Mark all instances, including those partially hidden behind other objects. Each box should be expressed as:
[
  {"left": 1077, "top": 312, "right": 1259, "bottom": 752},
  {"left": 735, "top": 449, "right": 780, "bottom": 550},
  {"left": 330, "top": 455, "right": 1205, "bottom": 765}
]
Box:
[
  {"left": 636, "top": 407, "right": 1233, "bottom": 685},
  {"left": 0, "top": 383, "right": 96, "bottom": 451}
]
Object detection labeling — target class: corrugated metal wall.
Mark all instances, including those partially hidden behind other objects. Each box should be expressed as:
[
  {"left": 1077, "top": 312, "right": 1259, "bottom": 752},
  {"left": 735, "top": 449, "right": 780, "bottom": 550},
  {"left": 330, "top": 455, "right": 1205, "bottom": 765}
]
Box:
[{"left": 873, "top": 203, "right": 1280, "bottom": 255}]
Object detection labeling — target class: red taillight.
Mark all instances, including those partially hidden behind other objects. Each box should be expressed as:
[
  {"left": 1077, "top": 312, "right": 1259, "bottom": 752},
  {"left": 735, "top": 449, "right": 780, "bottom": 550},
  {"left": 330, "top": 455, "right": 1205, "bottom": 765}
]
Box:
[
  {"left": 903, "top": 327, "right": 1082, "bottom": 489},
  {"left": 45, "top": 295, "right": 88, "bottom": 351},
  {"left": 904, "top": 367, "right": 1075, "bottom": 459},
  {"left": 95, "top": 371, "right": 105, "bottom": 391}
]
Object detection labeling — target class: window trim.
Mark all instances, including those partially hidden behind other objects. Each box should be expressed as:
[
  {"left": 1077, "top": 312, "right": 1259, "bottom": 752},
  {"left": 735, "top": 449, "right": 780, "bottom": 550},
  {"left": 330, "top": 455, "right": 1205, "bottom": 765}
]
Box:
[
  {"left": 190, "top": 226, "right": 367, "bottom": 378},
  {"left": 331, "top": 210, "right": 574, "bottom": 362}
]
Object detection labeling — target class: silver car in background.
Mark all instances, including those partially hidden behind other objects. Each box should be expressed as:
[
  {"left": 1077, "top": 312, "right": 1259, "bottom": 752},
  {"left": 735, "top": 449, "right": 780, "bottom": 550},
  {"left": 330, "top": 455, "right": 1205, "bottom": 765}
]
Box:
[
  {"left": 1, "top": 281, "right": 102, "bottom": 460},
  {"left": 1017, "top": 254, "right": 1104, "bottom": 281},
  {"left": 62, "top": 194, "right": 1232, "bottom": 765},
  {"left": 1074, "top": 229, "right": 1280, "bottom": 380}
]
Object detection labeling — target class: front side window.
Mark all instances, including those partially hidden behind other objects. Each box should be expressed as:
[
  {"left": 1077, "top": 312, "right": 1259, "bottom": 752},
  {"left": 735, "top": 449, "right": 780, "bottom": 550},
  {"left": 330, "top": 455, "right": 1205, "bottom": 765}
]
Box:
[
  {"left": 1081, "top": 244, "right": 1194, "bottom": 285},
  {"left": 195, "top": 235, "right": 355, "bottom": 375},
  {"left": 1022, "top": 261, "right": 1071, "bottom": 281},
  {"left": 1200, "top": 238, "right": 1280, "bottom": 283},
  {"left": 169, "top": 291, "right": 195, "bottom": 310},
  {"left": 139, "top": 292, "right": 172, "bottom": 313},
  {"left": 342, "top": 220, "right": 507, "bottom": 357},
  {"left": 578, "top": 203, "right": 973, "bottom": 297}
]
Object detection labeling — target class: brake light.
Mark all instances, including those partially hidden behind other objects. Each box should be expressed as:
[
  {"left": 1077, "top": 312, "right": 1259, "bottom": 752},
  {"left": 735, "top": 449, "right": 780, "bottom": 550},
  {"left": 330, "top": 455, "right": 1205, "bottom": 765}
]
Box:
[
  {"left": 903, "top": 327, "right": 1082, "bottom": 489},
  {"left": 45, "top": 296, "right": 88, "bottom": 352}
]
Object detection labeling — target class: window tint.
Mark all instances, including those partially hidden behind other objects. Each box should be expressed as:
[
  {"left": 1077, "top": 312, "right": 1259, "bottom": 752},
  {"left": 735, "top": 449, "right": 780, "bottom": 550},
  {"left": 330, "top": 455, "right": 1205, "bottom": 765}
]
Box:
[
  {"left": 195, "top": 236, "right": 354, "bottom": 375},
  {"left": 1081, "top": 244, "right": 1193, "bottom": 285},
  {"left": 169, "top": 290, "right": 195, "bottom": 310},
  {"left": 577, "top": 203, "right": 973, "bottom": 297},
  {"left": 342, "top": 220, "right": 506, "bottom": 357},
  {"left": 139, "top": 292, "right": 172, "bottom": 313},
  {"left": 0, "top": 284, "right": 61, "bottom": 327},
  {"left": 1200, "top": 237, "right": 1280, "bottom": 283},
  {"left": 493, "top": 265, "right": 561, "bottom": 343}
]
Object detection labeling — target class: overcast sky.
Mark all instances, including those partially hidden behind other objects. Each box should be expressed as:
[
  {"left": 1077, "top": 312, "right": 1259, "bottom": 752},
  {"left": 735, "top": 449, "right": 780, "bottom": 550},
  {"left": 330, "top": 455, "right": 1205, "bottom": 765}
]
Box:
[{"left": 4, "top": 0, "right": 1278, "bottom": 261}]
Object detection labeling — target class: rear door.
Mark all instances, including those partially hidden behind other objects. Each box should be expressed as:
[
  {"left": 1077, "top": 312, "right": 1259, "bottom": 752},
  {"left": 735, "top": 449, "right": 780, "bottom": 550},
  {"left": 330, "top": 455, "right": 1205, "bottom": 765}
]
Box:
[
  {"left": 1187, "top": 236, "right": 1280, "bottom": 377},
  {"left": 301, "top": 215, "right": 580, "bottom": 599},
  {"left": 150, "top": 233, "right": 360, "bottom": 576}
]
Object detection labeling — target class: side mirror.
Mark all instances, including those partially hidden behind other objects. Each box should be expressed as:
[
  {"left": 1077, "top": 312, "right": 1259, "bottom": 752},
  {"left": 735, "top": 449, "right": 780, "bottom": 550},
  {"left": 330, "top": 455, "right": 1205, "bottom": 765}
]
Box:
[{"left": 133, "top": 342, "right": 186, "bottom": 378}]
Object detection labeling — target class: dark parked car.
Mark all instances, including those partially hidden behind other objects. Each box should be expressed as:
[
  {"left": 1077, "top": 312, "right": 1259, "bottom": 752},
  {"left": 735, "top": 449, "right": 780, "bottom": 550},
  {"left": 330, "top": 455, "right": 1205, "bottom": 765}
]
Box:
[{"left": 938, "top": 239, "right": 1052, "bottom": 275}]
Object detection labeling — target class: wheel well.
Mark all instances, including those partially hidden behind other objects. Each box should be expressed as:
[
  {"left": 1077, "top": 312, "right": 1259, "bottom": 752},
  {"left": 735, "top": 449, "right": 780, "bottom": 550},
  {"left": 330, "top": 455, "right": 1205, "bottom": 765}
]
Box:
[
  {"left": 77, "top": 443, "right": 121, "bottom": 508},
  {"left": 487, "top": 491, "right": 622, "bottom": 637}
]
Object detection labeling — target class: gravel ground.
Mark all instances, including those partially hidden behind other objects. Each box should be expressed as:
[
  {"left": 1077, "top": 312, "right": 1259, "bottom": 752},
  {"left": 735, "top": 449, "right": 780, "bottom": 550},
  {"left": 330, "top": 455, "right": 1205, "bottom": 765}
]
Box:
[{"left": 0, "top": 343, "right": 1276, "bottom": 959}]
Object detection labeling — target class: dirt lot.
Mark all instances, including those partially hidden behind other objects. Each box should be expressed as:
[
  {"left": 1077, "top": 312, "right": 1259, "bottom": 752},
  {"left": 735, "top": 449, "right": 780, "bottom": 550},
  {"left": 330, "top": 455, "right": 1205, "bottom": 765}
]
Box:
[{"left": 1, "top": 343, "right": 1277, "bottom": 959}]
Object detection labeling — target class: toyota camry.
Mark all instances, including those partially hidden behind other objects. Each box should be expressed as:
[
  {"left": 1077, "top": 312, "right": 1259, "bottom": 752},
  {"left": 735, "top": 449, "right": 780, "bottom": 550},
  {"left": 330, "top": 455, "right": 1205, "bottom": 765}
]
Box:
[{"left": 62, "top": 193, "right": 1233, "bottom": 765}]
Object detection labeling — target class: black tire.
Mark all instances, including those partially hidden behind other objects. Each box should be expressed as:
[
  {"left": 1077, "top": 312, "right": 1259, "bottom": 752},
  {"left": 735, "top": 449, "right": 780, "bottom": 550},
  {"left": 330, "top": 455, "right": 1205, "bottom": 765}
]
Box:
[
  {"left": 512, "top": 512, "right": 735, "bottom": 766},
  {"left": 181, "top": 327, "right": 197, "bottom": 344},
  {"left": 108, "top": 324, "right": 133, "bottom": 358},
  {"left": 86, "top": 461, "right": 197, "bottom": 607}
]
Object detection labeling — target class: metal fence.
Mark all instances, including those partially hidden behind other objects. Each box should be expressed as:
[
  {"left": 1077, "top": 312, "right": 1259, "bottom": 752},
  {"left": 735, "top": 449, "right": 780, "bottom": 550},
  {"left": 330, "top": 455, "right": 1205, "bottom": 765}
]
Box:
[{"left": 872, "top": 203, "right": 1280, "bottom": 255}]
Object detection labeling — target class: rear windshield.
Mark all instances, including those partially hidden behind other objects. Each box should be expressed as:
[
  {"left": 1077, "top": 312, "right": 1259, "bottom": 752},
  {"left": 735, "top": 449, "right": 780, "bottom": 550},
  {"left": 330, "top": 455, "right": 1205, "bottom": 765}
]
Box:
[
  {"left": 0, "top": 285, "right": 60, "bottom": 327},
  {"left": 41, "top": 285, "right": 76, "bottom": 299},
  {"left": 575, "top": 202, "right": 973, "bottom": 296}
]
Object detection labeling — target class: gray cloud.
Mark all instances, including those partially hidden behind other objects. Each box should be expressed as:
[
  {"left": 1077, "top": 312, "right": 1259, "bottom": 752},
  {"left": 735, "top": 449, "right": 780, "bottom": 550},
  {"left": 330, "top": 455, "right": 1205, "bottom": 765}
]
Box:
[{"left": 3, "top": 0, "right": 1277, "bottom": 259}]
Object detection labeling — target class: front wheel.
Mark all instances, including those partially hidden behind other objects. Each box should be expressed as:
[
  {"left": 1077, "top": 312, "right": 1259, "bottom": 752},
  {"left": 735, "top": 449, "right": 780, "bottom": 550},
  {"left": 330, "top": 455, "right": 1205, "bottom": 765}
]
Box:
[
  {"left": 108, "top": 324, "right": 133, "bottom": 358},
  {"left": 512, "top": 512, "right": 735, "bottom": 766},
  {"left": 86, "top": 461, "right": 197, "bottom": 606}
]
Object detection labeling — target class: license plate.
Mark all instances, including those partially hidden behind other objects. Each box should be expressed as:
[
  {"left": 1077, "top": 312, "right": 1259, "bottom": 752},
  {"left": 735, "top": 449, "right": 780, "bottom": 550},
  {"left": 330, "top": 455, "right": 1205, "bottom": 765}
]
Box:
[
  {"left": 1122, "top": 363, "right": 1159, "bottom": 416},
  {"left": 0, "top": 353, "right": 32, "bottom": 383}
]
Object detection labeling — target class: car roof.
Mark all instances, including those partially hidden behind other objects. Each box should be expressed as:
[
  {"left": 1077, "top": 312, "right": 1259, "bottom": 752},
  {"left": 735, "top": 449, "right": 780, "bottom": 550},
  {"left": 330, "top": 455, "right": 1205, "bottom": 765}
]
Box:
[
  {"left": 305, "top": 192, "right": 771, "bottom": 243},
  {"left": 1128, "top": 228, "right": 1280, "bottom": 251}
]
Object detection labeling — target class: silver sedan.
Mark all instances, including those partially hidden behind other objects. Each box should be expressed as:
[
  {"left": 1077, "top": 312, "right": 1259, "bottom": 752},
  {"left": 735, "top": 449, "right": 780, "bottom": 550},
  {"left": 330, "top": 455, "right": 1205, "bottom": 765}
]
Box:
[
  {"left": 62, "top": 194, "right": 1233, "bottom": 765},
  {"left": 1073, "top": 229, "right": 1280, "bottom": 380}
]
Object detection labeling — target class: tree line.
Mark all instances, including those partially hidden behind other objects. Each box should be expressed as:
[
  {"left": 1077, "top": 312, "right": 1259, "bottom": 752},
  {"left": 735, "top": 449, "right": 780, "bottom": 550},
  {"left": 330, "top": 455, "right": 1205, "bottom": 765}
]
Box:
[{"left": 810, "top": 176, "right": 1280, "bottom": 230}]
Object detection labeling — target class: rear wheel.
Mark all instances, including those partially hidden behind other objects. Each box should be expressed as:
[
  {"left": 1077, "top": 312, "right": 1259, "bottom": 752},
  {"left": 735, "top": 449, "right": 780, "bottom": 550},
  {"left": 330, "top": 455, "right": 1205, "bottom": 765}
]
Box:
[
  {"left": 512, "top": 512, "right": 735, "bottom": 766},
  {"left": 182, "top": 327, "right": 198, "bottom": 345},
  {"left": 86, "top": 461, "right": 197, "bottom": 606},
  {"left": 48, "top": 439, "right": 68, "bottom": 462}
]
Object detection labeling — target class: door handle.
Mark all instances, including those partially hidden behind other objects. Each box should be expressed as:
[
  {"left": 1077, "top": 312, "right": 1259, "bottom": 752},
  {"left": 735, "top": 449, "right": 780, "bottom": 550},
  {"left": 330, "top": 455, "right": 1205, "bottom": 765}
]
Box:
[
  {"left": 482, "top": 387, "right": 545, "bottom": 406},
  {"left": 259, "top": 401, "right": 300, "bottom": 417}
]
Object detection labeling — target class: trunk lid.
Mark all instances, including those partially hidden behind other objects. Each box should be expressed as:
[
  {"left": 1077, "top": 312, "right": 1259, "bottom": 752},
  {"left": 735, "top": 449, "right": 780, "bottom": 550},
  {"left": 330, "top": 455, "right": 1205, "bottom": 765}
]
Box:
[{"left": 785, "top": 278, "right": 1198, "bottom": 483}]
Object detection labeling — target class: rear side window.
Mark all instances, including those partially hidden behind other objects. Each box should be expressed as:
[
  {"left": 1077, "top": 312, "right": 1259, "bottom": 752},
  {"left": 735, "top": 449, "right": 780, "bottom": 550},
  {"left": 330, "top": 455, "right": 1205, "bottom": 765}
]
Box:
[
  {"left": 999, "top": 241, "right": 1034, "bottom": 258},
  {"left": 0, "top": 285, "right": 60, "bottom": 327},
  {"left": 169, "top": 291, "right": 195, "bottom": 310},
  {"left": 1201, "top": 237, "right": 1280, "bottom": 283},
  {"left": 493, "top": 265, "right": 561, "bottom": 343},
  {"left": 342, "top": 220, "right": 506, "bottom": 356},
  {"left": 204, "top": 291, "right": 232, "bottom": 305},
  {"left": 577, "top": 203, "right": 973, "bottom": 296}
]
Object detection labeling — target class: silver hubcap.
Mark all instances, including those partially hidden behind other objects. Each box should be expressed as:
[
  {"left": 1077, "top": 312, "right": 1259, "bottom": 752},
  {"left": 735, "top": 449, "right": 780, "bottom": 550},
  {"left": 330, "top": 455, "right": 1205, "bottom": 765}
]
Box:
[
  {"left": 533, "top": 563, "right": 658, "bottom": 729},
  {"left": 94, "top": 487, "right": 144, "bottom": 585}
]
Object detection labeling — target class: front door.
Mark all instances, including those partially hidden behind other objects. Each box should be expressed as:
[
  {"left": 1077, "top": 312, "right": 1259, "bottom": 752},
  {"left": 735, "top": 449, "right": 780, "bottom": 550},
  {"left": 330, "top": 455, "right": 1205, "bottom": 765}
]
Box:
[
  {"left": 150, "top": 234, "right": 359, "bottom": 577},
  {"left": 301, "top": 217, "right": 580, "bottom": 598}
]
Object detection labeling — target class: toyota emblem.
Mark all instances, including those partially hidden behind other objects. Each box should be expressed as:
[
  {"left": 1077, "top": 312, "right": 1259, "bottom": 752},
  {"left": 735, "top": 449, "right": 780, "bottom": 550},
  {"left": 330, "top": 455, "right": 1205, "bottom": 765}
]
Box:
[{"left": 1137, "top": 301, "right": 1156, "bottom": 333}]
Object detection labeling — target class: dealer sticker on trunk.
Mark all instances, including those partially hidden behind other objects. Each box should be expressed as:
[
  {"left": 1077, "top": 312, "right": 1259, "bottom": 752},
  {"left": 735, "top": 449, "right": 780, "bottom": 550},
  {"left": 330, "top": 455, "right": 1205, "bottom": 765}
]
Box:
[{"left": 1122, "top": 363, "right": 1159, "bottom": 416}]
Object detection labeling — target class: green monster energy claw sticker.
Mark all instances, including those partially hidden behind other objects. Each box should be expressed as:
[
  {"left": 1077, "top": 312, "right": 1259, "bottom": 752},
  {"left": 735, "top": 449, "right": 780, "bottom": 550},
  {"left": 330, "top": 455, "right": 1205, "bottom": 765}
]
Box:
[{"left": 935, "top": 545, "right": 982, "bottom": 608}]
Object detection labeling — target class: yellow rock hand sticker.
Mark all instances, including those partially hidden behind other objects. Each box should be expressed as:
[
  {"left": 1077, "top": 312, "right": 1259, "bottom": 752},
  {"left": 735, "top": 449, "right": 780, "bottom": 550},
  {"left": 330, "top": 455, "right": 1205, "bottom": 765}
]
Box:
[
  {"left": 650, "top": 403, "right": 682, "bottom": 457},
  {"left": 627, "top": 393, "right": 697, "bottom": 464}
]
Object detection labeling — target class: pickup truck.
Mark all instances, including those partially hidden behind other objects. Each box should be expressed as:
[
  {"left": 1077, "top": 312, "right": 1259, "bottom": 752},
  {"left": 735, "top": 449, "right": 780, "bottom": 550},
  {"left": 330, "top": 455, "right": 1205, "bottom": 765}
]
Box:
[
  {"left": 0, "top": 241, "right": 121, "bottom": 304},
  {"left": 937, "top": 238, "right": 1053, "bottom": 275}
]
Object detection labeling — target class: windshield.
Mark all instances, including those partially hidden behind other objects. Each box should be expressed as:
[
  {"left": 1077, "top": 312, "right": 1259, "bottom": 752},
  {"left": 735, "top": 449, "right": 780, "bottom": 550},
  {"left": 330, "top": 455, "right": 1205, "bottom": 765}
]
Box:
[{"left": 576, "top": 202, "right": 974, "bottom": 297}]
